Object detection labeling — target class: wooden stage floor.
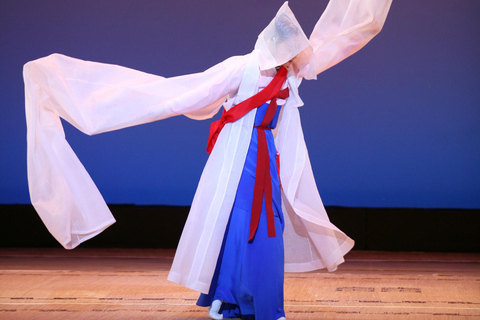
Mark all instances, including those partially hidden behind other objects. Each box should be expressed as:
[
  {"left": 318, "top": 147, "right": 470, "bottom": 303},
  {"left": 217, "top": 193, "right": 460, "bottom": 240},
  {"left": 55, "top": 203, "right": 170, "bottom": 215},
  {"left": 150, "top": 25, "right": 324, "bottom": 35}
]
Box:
[{"left": 0, "top": 248, "right": 479, "bottom": 319}]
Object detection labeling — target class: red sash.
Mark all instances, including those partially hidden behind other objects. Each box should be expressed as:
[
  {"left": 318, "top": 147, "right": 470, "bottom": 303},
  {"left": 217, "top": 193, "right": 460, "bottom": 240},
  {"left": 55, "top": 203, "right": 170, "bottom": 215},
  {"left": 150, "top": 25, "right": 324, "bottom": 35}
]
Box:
[
  {"left": 206, "top": 66, "right": 289, "bottom": 242},
  {"left": 206, "top": 66, "right": 289, "bottom": 154}
]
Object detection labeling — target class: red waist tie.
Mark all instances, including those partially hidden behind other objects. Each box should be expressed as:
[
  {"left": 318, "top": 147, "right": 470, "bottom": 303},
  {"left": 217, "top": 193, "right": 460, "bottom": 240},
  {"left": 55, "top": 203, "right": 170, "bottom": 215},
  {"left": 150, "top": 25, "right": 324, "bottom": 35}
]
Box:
[
  {"left": 205, "top": 66, "right": 289, "bottom": 242},
  {"left": 248, "top": 87, "right": 288, "bottom": 242},
  {"left": 206, "top": 66, "right": 289, "bottom": 154}
]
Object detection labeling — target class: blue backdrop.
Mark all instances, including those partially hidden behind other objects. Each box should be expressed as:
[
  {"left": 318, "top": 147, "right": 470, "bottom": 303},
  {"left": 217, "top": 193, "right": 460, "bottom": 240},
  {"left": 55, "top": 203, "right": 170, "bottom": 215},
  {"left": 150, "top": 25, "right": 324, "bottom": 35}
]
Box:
[{"left": 1, "top": 0, "right": 479, "bottom": 208}]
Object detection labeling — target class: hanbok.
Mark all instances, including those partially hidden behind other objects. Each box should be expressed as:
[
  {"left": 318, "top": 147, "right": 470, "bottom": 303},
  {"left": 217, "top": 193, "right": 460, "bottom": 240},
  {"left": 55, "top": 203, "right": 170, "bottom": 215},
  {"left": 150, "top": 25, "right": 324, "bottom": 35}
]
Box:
[
  {"left": 198, "top": 99, "right": 286, "bottom": 319},
  {"left": 23, "top": 1, "right": 392, "bottom": 319}
]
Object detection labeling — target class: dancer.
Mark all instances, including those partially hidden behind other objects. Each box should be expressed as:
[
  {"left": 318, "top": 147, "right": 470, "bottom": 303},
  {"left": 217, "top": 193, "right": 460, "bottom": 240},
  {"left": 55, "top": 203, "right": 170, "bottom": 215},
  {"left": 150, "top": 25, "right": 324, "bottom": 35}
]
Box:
[{"left": 24, "top": 1, "right": 392, "bottom": 319}]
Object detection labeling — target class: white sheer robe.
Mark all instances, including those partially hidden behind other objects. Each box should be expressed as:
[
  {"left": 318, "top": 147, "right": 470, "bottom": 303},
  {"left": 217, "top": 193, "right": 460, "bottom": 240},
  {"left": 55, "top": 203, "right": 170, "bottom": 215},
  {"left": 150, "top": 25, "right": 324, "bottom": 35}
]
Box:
[{"left": 24, "top": 0, "right": 392, "bottom": 293}]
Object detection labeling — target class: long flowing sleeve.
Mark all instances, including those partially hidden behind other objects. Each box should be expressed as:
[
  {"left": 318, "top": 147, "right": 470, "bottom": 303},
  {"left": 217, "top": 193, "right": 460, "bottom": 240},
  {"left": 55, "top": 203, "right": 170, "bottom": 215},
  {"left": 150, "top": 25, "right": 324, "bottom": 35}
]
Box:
[
  {"left": 24, "top": 53, "right": 247, "bottom": 249},
  {"left": 310, "top": 0, "right": 392, "bottom": 74},
  {"left": 275, "top": 0, "right": 392, "bottom": 272}
]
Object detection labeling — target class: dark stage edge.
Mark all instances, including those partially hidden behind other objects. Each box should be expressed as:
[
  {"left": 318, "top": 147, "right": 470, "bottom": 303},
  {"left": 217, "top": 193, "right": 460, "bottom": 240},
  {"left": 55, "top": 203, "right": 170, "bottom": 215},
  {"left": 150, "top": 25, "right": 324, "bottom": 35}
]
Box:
[{"left": 1, "top": 204, "right": 479, "bottom": 252}]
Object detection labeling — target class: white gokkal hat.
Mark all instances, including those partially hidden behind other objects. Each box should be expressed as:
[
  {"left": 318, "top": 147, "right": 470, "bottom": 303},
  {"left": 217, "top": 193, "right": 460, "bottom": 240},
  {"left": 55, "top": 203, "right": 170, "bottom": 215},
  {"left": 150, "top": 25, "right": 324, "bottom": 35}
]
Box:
[{"left": 254, "top": 2, "right": 316, "bottom": 80}]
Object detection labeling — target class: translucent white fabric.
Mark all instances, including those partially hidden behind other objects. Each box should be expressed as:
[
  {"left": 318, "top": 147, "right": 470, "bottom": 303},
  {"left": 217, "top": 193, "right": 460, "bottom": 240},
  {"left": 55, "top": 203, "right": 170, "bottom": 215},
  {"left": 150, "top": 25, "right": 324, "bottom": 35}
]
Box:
[
  {"left": 24, "top": 53, "right": 248, "bottom": 249},
  {"left": 254, "top": 2, "right": 314, "bottom": 78},
  {"left": 24, "top": 0, "right": 392, "bottom": 293}
]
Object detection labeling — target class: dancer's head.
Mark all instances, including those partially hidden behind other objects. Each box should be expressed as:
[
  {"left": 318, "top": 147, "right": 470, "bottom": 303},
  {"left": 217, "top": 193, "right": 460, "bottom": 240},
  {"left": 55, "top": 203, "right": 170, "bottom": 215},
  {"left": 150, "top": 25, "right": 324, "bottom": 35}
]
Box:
[{"left": 255, "top": 2, "right": 315, "bottom": 79}]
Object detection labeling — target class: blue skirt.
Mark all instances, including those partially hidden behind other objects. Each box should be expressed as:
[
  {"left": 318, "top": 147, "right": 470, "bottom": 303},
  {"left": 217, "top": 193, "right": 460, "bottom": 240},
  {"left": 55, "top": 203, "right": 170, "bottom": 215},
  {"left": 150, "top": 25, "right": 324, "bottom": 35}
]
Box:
[{"left": 197, "top": 103, "right": 285, "bottom": 320}]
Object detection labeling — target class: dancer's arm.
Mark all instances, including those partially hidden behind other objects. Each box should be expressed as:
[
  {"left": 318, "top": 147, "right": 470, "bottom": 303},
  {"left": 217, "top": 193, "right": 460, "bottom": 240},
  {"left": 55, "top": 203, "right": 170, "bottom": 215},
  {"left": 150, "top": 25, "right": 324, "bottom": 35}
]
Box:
[
  {"left": 23, "top": 53, "right": 247, "bottom": 249},
  {"left": 310, "top": 0, "right": 393, "bottom": 74}
]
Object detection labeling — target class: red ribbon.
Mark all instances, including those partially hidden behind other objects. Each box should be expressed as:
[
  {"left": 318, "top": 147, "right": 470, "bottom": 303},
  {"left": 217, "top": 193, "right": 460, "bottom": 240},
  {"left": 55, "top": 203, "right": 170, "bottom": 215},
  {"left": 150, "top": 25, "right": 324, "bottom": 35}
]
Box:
[
  {"left": 205, "top": 66, "right": 289, "bottom": 242},
  {"left": 248, "top": 87, "right": 288, "bottom": 242},
  {"left": 206, "top": 66, "right": 289, "bottom": 154}
]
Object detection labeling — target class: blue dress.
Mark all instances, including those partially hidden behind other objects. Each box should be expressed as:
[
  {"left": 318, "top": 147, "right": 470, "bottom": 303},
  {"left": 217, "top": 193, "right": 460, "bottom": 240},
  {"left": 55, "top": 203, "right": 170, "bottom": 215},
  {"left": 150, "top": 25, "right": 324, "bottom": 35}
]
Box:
[{"left": 197, "top": 102, "right": 285, "bottom": 320}]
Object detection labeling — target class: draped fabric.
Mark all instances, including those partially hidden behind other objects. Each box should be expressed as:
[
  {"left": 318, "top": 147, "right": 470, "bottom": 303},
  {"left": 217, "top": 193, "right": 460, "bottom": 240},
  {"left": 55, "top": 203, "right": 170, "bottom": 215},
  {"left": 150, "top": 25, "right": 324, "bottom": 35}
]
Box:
[
  {"left": 197, "top": 102, "right": 286, "bottom": 320},
  {"left": 24, "top": 0, "right": 392, "bottom": 294}
]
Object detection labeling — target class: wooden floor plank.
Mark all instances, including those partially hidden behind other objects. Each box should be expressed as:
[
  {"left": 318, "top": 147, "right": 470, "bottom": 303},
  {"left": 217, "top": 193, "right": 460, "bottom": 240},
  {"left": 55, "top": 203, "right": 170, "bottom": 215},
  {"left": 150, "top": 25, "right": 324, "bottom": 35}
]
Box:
[{"left": 0, "top": 249, "right": 479, "bottom": 319}]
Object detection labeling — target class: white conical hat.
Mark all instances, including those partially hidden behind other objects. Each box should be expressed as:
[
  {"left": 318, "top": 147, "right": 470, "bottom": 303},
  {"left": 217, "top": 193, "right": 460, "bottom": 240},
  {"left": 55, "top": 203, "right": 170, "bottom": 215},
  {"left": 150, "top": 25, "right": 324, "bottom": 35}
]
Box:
[{"left": 254, "top": 1, "right": 316, "bottom": 79}]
